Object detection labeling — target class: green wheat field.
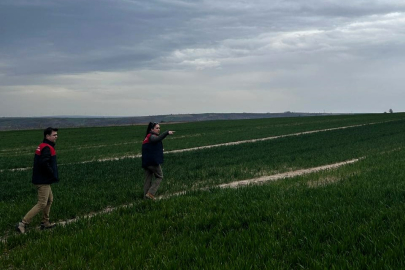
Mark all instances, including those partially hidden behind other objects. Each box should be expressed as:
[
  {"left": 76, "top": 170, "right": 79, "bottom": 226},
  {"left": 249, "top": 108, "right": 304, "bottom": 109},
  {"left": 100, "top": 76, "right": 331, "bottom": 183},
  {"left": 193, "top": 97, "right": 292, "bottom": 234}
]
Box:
[{"left": 1, "top": 113, "right": 405, "bottom": 269}]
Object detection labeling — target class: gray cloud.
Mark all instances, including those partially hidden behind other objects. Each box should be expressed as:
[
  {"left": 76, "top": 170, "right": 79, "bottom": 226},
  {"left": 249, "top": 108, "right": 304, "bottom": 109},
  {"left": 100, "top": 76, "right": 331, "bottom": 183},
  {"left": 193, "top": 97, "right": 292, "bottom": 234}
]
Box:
[{"left": 1, "top": 0, "right": 405, "bottom": 116}]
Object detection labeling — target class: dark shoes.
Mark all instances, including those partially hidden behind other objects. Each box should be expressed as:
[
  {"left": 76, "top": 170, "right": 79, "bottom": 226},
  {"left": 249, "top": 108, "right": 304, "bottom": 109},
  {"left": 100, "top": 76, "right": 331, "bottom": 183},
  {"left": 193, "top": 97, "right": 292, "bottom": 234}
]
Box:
[
  {"left": 40, "top": 221, "right": 56, "bottom": 230},
  {"left": 145, "top": 192, "right": 156, "bottom": 200},
  {"left": 16, "top": 221, "right": 26, "bottom": 234}
]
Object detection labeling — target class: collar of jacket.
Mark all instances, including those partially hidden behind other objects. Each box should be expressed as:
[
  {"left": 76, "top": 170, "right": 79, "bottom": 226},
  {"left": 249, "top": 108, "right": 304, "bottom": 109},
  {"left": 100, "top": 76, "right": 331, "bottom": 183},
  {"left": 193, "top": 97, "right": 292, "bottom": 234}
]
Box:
[{"left": 43, "top": 138, "right": 56, "bottom": 147}]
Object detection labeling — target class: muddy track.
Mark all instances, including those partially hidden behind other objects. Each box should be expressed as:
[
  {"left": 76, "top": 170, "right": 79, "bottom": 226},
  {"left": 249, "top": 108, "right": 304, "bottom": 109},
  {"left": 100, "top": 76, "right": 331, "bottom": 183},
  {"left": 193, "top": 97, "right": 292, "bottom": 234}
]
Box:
[{"left": 159, "top": 158, "right": 362, "bottom": 198}]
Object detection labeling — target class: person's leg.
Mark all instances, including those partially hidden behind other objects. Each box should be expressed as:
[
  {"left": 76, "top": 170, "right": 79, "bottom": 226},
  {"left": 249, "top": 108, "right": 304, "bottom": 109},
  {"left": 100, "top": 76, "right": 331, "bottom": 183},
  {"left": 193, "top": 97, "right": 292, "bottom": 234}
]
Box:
[
  {"left": 23, "top": 185, "right": 51, "bottom": 224},
  {"left": 17, "top": 185, "right": 50, "bottom": 233},
  {"left": 41, "top": 186, "right": 54, "bottom": 228},
  {"left": 143, "top": 168, "right": 154, "bottom": 197},
  {"left": 146, "top": 165, "right": 163, "bottom": 196}
]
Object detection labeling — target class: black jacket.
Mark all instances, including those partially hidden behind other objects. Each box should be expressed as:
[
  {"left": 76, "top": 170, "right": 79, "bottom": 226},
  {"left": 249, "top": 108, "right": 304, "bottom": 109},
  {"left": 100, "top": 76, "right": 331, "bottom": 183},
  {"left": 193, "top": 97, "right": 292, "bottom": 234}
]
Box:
[
  {"left": 141, "top": 131, "right": 169, "bottom": 168},
  {"left": 32, "top": 139, "right": 59, "bottom": 184}
]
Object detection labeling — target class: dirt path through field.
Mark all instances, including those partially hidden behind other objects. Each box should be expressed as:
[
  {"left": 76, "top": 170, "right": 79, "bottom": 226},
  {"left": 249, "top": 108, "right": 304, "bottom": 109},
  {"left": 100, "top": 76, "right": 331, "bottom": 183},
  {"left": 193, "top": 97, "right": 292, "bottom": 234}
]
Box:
[
  {"left": 97, "top": 122, "right": 378, "bottom": 160},
  {"left": 60, "top": 158, "right": 361, "bottom": 225},
  {"left": 159, "top": 158, "right": 362, "bottom": 198},
  {"left": 59, "top": 158, "right": 363, "bottom": 224}
]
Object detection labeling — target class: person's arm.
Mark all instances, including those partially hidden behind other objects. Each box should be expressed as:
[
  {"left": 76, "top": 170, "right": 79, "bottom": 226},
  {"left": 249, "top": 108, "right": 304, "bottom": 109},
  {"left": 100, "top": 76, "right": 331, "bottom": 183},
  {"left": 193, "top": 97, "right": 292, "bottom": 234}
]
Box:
[{"left": 149, "top": 131, "right": 170, "bottom": 143}]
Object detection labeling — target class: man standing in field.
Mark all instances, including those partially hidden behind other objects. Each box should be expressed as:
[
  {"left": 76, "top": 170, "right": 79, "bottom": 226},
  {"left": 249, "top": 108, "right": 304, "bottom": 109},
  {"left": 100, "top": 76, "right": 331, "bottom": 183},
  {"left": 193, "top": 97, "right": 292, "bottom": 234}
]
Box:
[{"left": 16, "top": 127, "right": 59, "bottom": 234}]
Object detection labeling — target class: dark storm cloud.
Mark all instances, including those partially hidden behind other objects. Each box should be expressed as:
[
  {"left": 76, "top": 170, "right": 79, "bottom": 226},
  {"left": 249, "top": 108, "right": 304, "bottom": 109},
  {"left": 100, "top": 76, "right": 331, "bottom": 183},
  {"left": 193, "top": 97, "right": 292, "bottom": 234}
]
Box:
[
  {"left": 2, "top": 0, "right": 404, "bottom": 76},
  {"left": 0, "top": 0, "right": 198, "bottom": 75},
  {"left": 1, "top": 0, "right": 405, "bottom": 116}
]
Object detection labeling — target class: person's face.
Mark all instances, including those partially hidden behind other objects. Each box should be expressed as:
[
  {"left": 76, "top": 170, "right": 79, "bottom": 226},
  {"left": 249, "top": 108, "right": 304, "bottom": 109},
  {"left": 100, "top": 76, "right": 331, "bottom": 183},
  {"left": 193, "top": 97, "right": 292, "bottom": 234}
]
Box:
[
  {"left": 46, "top": 131, "right": 58, "bottom": 143},
  {"left": 151, "top": 124, "right": 160, "bottom": 134}
]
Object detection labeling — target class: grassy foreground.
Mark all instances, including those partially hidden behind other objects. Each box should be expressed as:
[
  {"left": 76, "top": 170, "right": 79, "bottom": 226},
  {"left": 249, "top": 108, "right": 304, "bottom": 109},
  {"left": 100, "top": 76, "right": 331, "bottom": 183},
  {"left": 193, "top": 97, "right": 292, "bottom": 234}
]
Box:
[{"left": 2, "top": 149, "right": 405, "bottom": 269}]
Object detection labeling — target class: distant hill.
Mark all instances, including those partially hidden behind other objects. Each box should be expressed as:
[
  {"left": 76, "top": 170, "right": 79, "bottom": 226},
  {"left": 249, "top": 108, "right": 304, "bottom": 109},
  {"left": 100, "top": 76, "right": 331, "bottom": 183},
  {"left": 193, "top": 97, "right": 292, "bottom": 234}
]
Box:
[{"left": 0, "top": 112, "right": 338, "bottom": 131}]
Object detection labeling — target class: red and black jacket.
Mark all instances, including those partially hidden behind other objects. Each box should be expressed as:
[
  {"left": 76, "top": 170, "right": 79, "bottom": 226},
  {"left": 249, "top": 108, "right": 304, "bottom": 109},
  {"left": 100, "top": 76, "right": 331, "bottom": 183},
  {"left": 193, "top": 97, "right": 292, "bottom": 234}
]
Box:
[{"left": 32, "top": 139, "right": 59, "bottom": 184}]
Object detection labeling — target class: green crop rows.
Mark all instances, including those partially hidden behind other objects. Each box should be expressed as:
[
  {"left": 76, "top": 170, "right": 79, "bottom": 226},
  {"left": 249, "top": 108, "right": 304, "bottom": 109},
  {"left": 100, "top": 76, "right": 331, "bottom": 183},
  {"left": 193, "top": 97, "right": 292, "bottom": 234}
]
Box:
[{"left": 1, "top": 113, "right": 405, "bottom": 269}]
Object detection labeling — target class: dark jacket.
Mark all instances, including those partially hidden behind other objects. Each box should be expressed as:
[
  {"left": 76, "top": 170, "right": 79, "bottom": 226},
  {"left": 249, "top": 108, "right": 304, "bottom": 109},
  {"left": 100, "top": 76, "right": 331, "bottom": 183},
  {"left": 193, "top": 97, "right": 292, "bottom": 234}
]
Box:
[
  {"left": 32, "top": 139, "right": 59, "bottom": 184},
  {"left": 142, "top": 131, "right": 169, "bottom": 168}
]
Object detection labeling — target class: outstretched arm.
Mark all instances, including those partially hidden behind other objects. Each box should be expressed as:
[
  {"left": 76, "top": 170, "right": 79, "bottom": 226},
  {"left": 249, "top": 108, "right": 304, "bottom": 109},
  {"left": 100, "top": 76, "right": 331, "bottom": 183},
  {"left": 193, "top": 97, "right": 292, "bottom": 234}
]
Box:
[{"left": 150, "top": 130, "right": 175, "bottom": 143}]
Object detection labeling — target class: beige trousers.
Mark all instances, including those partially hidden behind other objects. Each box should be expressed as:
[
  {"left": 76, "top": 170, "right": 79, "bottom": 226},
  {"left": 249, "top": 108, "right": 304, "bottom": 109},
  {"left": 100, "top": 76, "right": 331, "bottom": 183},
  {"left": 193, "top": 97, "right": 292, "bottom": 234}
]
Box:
[{"left": 23, "top": 184, "right": 53, "bottom": 224}]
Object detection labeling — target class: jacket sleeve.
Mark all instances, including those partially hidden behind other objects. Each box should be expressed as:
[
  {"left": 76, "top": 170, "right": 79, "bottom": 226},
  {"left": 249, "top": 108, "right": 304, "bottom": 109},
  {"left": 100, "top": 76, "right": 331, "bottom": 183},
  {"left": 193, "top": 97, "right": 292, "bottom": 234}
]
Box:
[
  {"left": 149, "top": 131, "right": 169, "bottom": 143},
  {"left": 39, "top": 146, "right": 55, "bottom": 177}
]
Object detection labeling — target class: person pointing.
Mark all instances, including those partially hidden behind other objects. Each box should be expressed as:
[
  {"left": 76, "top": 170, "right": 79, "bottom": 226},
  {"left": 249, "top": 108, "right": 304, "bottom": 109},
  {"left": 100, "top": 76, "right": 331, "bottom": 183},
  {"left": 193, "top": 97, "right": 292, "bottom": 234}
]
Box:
[{"left": 141, "top": 122, "right": 175, "bottom": 200}]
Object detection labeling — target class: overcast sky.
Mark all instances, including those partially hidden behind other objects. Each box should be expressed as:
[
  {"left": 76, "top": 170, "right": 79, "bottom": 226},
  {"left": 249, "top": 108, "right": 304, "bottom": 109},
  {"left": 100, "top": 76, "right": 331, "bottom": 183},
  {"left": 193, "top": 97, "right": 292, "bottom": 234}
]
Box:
[{"left": 1, "top": 0, "right": 405, "bottom": 117}]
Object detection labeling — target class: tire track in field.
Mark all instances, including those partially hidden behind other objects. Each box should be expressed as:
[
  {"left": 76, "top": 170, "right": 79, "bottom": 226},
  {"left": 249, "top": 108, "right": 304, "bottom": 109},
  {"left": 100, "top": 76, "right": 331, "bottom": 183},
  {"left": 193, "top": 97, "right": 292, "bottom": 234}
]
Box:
[
  {"left": 0, "top": 121, "right": 388, "bottom": 173},
  {"left": 0, "top": 157, "right": 362, "bottom": 243},
  {"left": 101, "top": 121, "right": 386, "bottom": 158},
  {"left": 159, "top": 158, "right": 362, "bottom": 198},
  {"left": 63, "top": 158, "right": 363, "bottom": 220}
]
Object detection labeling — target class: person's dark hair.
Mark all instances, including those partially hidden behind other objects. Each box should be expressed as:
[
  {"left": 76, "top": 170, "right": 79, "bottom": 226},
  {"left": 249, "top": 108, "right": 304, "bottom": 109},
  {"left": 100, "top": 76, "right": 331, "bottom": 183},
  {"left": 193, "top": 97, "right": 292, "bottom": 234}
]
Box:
[
  {"left": 44, "top": 127, "right": 58, "bottom": 138},
  {"left": 145, "top": 122, "right": 158, "bottom": 137}
]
